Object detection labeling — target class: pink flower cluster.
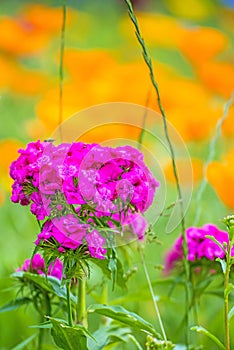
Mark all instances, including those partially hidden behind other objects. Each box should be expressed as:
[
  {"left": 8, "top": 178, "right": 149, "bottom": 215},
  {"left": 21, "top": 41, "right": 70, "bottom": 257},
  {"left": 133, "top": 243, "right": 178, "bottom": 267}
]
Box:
[
  {"left": 10, "top": 141, "right": 158, "bottom": 259},
  {"left": 17, "top": 253, "right": 63, "bottom": 280},
  {"left": 165, "top": 224, "right": 233, "bottom": 273}
]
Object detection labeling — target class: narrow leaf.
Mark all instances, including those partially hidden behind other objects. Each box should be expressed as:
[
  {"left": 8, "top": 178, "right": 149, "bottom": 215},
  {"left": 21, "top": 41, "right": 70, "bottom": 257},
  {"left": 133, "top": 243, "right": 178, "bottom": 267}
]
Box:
[
  {"left": 11, "top": 333, "right": 37, "bottom": 350},
  {"left": 0, "top": 297, "right": 31, "bottom": 313},
  {"left": 128, "top": 334, "right": 144, "bottom": 350},
  {"left": 228, "top": 305, "right": 234, "bottom": 320},
  {"left": 191, "top": 326, "right": 225, "bottom": 350},
  {"left": 216, "top": 258, "right": 227, "bottom": 274},
  {"left": 29, "top": 322, "right": 52, "bottom": 329},
  {"left": 88, "top": 304, "right": 159, "bottom": 337}
]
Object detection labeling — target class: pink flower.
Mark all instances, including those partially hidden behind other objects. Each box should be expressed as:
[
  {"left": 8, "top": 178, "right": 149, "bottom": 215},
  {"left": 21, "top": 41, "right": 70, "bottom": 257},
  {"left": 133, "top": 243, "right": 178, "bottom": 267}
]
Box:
[
  {"left": 17, "top": 253, "right": 63, "bottom": 280},
  {"left": 86, "top": 230, "right": 106, "bottom": 259},
  {"left": 164, "top": 224, "right": 231, "bottom": 273},
  {"left": 48, "top": 258, "right": 63, "bottom": 280}
]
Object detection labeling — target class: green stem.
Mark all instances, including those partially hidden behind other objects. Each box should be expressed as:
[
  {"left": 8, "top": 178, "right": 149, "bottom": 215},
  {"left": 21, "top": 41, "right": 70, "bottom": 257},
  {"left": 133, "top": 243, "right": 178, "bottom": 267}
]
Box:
[
  {"left": 139, "top": 247, "right": 167, "bottom": 343},
  {"left": 77, "top": 275, "right": 87, "bottom": 328},
  {"left": 66, "top": 282, "right": 73, "bottom": 327},
  {"left": 38, "top": 322, "right": 44, "bottom": 350},
  {"left": 224, "top": 243, "right": 232, "bottom": 350},
  {"left": 38, "top": 292, "right": 51, "bottom": 350},
  {"left": 58, "top": 0, "right": 66, "bottom": 141},
  {"left": 124, "top": 0, "right": 190, "bottom": 345}
]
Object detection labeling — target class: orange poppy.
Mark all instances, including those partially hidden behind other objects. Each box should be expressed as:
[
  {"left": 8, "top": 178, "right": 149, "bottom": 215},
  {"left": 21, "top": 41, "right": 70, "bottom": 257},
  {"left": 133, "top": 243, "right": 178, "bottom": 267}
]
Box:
[
  {"left": 179, "top": 27, "right": 227, "bottom": 67},
  {"left": 121, "top": 12, "right": 186, "bottom": 47},
  {"left": 207, "top": 148, "right": 234, "bottom": 208},
  {"left": 198, "top": 61, "right": 234, "bottom": 98},
  {"left": 164, "top": 157, "right": 203, "bottom": 184},
  {"left": 222, "top": 102, "right": 234, "bottom": 137}
]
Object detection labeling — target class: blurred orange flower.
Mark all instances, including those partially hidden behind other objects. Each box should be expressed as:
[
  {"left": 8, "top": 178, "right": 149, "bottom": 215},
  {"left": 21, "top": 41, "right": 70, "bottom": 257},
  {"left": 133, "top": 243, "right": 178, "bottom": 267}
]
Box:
[
  {"left": 164, "top": 157, "right": 203, "bottom": 185},
  {"left": 30, "top": 49, "right": 179, "bottom": 140},
  {"left": 0, "top": 4, "right": 75, "bottom": 56},
  {"left": 157, "top": 78, "right": 223, "bottom": 141},
  {"left": 222, "top": 102, "right": 234, "bottom": 137},
  {"left": 121, "top": 12, "right": 186, "bottom": 47},
  {"left": 0, "top": 56, "right": 50, "bottom": 95},
  {"left": 22, "top": 4, "right": 74, "bottom": 34},
  {"left": 179, "top": 27, "right": 227, "bottom": 67},
  {"left": 207, "top": 148, "right": 234, "bottom": 208},
  {"left": 198, "top": 61, "right": 234, "bottom": 98}
]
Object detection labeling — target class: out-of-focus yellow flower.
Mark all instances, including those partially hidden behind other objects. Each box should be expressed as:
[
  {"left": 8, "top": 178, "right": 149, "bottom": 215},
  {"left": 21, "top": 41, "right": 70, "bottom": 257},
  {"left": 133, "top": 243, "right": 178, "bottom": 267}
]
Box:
[
  {"left": 198, "top": 61, "right": 234, "bottom": 98},
  {"left": 179, "top": 27, "right": 228, "bottom": 67},
  {"left": 0, "top": 139, "right": 23, "bottom": 191},
  {"left": 207, "top": 148, "right": 234, "bottom": 208},
  {"left": 164, "top": 0, "right": 216, "bottom": 20},
  {"left": 164, "top": 157, "right": 203, "bottom": 184},
  {"left": 121, "top": 13, "right": 186, "bottom": 47}
]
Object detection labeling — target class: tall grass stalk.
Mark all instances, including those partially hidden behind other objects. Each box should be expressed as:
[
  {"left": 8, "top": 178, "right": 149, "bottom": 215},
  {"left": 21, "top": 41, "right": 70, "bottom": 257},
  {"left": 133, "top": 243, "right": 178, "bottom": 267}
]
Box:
[
  {"left": 124, "top": 0, "right": 190, "bottom": 345},
  {"left": 58, "top": 0, "right": 67, "bottom": 141}
]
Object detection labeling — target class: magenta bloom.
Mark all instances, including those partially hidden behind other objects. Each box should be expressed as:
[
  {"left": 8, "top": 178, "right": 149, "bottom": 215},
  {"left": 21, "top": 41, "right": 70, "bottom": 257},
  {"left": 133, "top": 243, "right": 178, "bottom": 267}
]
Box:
[
  {"left": 17, "top": 253, "right": 63, "bottom": 280},
  {"left": 86, "top": 230, "right": 106, "bottom": 259},
  {"left": 35, "top": 214, "right": 107, "bottom": 259},
  {"left": 10, "top": 141, "right": 158, "bottom": 259},
  {"left": 165, "top": 224, "right": 233, "bottom": 273}
]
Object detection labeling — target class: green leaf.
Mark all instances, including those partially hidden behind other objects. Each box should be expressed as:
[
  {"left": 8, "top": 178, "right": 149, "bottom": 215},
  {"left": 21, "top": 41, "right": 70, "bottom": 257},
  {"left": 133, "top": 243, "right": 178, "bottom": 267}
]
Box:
[
  {"left": 228, "top": 305, "right": 234, "bottom": 320},
  {"left": 49, "top": 317, "right": 92, "bottom": 350},
  {"left": 216, "top": 258, "right": 227, "bottom": 274},
  {"left": 12, "top": 271, "right": 54, "bottom": 293},
  {"left": 88, "top": 304, "right": 159, "bottom": 337},
  {"left": 0, "top": 297, "right": 31, "bottom": 313},
  {"left": 87, "top": 323, "right": 130, "bottom": 350},
  {"left": 11, "top": 333, "right": 37, "bottom": 350},
  {"left": 191, "top": 326, "right": 225, "bottom": 350},
  {"left": 48, "top": 276, "right": 76, "bottom": 303},
  {"left": 91, "top": 256, "right": 127, "bottom": 289},
  {"left": 128, "top": 334, "right": 144, "bottom": 350},
  {"left": 12, "top": 272, "right": 76, "bottom": 303},
  {"left": 29, "top": 322, "right": 52, "bottom": 329}
]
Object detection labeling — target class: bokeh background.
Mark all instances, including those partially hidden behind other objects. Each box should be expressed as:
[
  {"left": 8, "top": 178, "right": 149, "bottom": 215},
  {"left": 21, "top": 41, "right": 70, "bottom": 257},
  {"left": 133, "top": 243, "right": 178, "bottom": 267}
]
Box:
[{"left": 0, "top": 0, "right": 234, "bottom": 348}]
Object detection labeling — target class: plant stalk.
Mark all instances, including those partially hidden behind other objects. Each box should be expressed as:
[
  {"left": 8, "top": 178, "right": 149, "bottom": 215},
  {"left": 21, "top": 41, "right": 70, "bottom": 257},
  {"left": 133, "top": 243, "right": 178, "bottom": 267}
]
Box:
[
  {"left": 66, "top": 282, "right": 73, "bottom": 327},
  {"left": 77, "top": 275, "right": 88, "bottom": 328},
  {"left": 224, "top": 243, "right": 231, "bottom": 350},
  {"left": 58, "top": 0, "right": 67, "bottom": 141},
  {"left": 124, "top": 0, "right": 190, "bottom": 345},
  {"left": 139, "top": 247, "right": 167, "bottom": 343}
]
